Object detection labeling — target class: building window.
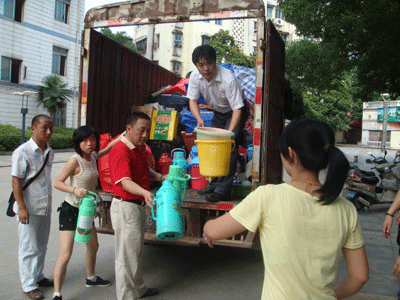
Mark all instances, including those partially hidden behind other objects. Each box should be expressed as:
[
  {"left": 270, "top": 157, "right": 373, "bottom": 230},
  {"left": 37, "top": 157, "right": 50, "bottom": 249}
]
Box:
[
  {"left": 136, "top": 38, "right": 147, "bottom": 54},
  {"left": 369, "top": 130, "right": 390, "bottom": 143},
  {"left": 173, "top": 32, "right": 183, "bottom": 57},
  {"left": 253, "top": 46, "right": 257, "bottom": 56},
  {"left": 4, "top": 0, "right": 24, "bottom": 22},
  {"left": 54, "top": 0, "right": 70, "bottom": 24},
  {"left": 215, "top": 20, "right": 221, "bottom": 25},
  {"left": 202, "top": 35, "right": 210, "bottom": 45},
  {"left": 203, "top": 20, "right": 210, "bottom": 23},
  {"left": 174, "top": 34, "right": 182, "bottom": 47},
  {"left": 172, "top": 61, "right": 181, "bottom": 76},
  {"left": 275, "top": 8, "right": 283, "bottom": 19},
  {"left": 52, "top": 46, "right": 68, "bottom": 76},
  {"left": 266, "top": 6, "right": 273, "bottom": 18},
  {"left": 52, "top": 107, "right": 66, "bottom": 127},
  {"left": 1, "top": 56, "right": 22, "bottom": 83}
]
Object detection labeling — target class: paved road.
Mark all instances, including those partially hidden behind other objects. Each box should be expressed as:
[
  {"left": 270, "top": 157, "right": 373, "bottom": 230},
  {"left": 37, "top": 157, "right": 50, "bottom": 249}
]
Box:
[{"left": 0, "top": 146, "right": 399, "bottom": 300}]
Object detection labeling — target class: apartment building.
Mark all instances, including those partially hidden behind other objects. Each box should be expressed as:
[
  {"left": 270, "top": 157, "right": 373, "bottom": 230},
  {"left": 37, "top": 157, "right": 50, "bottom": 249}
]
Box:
[
  {"left": 0, "top": 0, "right": 85, "bottom": 128},
  {"left": 133, "top": 0, "right": 300, "bottom": 77}
]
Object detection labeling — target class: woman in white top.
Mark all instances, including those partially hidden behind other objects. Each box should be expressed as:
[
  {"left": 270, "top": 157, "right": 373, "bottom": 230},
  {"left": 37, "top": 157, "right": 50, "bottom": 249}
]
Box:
[{"left": 52, "top": 126, "right": 122, "bottom": 300}]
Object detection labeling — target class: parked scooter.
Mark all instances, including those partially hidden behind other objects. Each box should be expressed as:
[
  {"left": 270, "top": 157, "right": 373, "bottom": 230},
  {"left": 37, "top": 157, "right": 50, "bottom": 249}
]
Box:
[
  {"left": 343, "top": 151, "right": 400, "bottom": 211},
  {"left": 366, "top": 151, "right": 400, "bottom": 203}
]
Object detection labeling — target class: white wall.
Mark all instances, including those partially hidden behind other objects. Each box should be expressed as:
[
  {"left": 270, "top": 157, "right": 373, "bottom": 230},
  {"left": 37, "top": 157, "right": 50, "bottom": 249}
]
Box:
[{"left": 0, "top": 0, "right": 85, "bottom": 128}]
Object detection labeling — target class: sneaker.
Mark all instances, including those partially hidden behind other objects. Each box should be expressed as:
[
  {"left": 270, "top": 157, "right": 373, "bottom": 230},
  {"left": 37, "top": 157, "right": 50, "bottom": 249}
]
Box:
[
  {"left": 52, "top": 296, "right": 62, "bottom": 300},
  {"left": 85, "top": 276, "right": 111, "bottom": 287}
]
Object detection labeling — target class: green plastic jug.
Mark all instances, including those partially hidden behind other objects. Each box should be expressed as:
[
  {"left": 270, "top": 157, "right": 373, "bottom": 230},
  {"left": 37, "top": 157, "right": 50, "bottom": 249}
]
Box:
[{"left": 75, "top": 191, "right": 97, "bottom": 243}]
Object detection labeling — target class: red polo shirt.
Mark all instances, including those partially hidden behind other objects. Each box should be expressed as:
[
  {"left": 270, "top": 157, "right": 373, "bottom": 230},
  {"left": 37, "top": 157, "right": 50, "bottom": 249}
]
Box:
[{"left": 108, "top": 137, "right": 150, "bottom": 202}]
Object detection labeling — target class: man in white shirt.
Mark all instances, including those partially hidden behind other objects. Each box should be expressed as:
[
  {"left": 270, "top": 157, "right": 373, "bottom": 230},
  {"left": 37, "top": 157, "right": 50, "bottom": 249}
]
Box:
[
  {"left": 12, "top": 115, "right": 55, "bottom": 299},
  {"left": 187, "top": 45, "right": 247, "bottom": 202}
]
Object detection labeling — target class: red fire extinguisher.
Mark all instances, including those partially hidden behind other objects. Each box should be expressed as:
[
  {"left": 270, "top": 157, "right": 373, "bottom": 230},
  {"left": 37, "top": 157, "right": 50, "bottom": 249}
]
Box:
[{"left": 157, "top": 143, "right": 172, "bottom": 175}]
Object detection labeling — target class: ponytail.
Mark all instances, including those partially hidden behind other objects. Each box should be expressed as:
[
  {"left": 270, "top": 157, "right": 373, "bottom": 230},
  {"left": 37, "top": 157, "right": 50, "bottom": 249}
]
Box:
[
  {"left": 317, "top": 145, "right": 350, "bottom": 205},
  {"left": 280, "top": 118, "right": 350, "bottom": 205}
]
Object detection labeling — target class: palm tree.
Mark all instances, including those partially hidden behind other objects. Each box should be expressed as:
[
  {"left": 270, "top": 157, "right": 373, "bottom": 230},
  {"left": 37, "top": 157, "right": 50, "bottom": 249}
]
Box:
[{"left": 36, "top": 75, "right": 71, "bottom": 117}]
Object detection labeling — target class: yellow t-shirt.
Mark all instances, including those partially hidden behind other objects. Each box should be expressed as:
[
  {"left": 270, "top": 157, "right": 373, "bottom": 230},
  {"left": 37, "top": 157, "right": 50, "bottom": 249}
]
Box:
[{"left": 230, "top": 183, "right": 364, "bottom": 300}]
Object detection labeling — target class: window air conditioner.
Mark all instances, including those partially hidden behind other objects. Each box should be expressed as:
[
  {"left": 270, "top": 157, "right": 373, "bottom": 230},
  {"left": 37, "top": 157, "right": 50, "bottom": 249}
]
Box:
[{"left": 275, "top": 18, "right": 284, "bottom": 26}]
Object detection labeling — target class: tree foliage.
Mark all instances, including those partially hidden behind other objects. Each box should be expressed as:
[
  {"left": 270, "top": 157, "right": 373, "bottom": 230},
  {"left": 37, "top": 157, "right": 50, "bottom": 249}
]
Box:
[
  {"left": 285, "top": 40, "right": 346, "bottom": 93},
  {"left": 285, "top": 40, "right": 362, "bottom": 130},
  {"left": 301, "top": 75, "right": 362, "bottom": 131},
  {"left": 279, "top": 0, "right": 400, "bottom": 100},
  {"left": 100, "top": 28, "right": 137, "bottom": 52},
  {"left": 36, "top": 75, "right": 71, "bottom": 116},
  {"left": 208, "top": 30, "right": 255, "bottom": 68}
]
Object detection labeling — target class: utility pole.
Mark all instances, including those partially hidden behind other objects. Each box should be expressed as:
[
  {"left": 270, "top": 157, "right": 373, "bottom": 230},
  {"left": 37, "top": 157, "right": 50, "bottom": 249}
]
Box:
[{"left": 381, "top": 93, "right": 390, "bottom": 153}]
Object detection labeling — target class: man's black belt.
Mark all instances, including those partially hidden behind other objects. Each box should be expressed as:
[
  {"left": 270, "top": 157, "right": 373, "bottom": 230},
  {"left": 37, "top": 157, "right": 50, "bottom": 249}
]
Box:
[{"left": 114, "top": 196, "right": 146, "bottom": 206}]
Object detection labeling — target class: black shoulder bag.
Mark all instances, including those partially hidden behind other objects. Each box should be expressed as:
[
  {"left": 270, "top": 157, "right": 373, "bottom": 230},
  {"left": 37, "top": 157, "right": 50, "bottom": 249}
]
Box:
[{"left": 6, "top": 152, "right": 50, "bottom": 217}]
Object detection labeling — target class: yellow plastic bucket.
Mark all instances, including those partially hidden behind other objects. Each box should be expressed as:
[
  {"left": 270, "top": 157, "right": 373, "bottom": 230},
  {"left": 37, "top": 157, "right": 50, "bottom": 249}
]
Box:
[
  {"left": 195, "top": 139, "right": 235, "bottom": 177},
  {"left": 194, "top": 127, "right": 234, "bottom": 141}
]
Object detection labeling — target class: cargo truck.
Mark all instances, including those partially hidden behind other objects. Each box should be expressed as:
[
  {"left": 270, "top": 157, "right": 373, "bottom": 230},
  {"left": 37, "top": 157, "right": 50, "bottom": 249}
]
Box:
[{"left": 80, "top": 0, "right": 285, "bottom": 249}]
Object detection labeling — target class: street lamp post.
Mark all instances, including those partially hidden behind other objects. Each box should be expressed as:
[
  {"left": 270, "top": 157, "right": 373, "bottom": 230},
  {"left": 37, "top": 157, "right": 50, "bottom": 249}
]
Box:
[
  {"left": 381, "top": 93, "right": 390, "bottom": 153},
  {"left": 13, "top": 91, "right": 38, "bottom": 144}
]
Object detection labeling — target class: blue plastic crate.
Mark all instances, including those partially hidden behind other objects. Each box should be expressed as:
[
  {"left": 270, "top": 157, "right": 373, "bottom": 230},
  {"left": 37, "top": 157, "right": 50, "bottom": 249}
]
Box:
[{"left": 181, "top": 107, "right": 214, "bottom": 133}]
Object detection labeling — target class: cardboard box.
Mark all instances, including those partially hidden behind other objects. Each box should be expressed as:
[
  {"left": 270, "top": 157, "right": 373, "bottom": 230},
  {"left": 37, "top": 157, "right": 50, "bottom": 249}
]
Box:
[
  {"left": 150, "top": 110, "right": 179, "bottom": 141},
  {"left": 131, "top": 106, "right": 154, "bottom": 118}
]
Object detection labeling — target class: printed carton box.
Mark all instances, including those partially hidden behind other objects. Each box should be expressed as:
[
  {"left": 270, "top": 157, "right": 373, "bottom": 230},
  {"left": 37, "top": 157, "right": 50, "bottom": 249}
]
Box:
[{"left": 150, "top": 110, "right": 179, "bottom": 141}]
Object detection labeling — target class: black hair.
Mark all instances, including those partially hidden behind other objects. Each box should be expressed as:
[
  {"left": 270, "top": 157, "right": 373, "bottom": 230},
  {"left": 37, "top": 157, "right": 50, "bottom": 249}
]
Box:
[
  {"left": 31, "top": 114, "right": 51, "bottom": 126},
  {"left": 279, "top": 118, "right": 350, "bottom": 205},
  {"left": 192, "top": 44, "right": 217, "bottom": 65},
  {"left": 72, "top": 126, "right": 100, "bottom": 157},
  {"left": 126, "top": 111, "right": 151, "bottom": 126}
]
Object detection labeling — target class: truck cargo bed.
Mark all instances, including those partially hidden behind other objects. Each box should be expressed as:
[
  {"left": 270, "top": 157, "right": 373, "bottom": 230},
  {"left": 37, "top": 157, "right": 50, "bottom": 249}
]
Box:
[{"left": 96, "top": 189, "right": 257, "bottom": 248}]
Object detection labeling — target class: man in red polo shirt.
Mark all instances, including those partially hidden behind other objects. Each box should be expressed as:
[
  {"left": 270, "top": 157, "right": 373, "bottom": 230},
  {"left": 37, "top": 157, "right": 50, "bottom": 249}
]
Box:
[{"left": 109, "top": 112, "right": 166, "bottom": 300}]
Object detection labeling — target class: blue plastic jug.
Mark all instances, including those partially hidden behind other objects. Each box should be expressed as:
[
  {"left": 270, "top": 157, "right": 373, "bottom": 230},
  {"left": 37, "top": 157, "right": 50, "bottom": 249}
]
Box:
[
  {"left": 247, "top": 144, "right": 253, "bottom": 162},
  {"left": 172, "top": 148, "right": 187, "bottom": 172},
  {"left": 171, "top": 148, "right": 189, "bottom": 188},
  {"left": 151, "top": 179, "right": 183, "bottom": 241},
  {"left": 75, "top": 191, "right": 97, "bottom": 243}
]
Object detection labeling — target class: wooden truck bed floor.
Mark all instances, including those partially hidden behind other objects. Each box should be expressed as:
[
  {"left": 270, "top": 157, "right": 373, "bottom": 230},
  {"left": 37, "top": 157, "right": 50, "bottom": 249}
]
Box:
[{"left": 96, "top": 188, "right": 257, "bottom": 248}]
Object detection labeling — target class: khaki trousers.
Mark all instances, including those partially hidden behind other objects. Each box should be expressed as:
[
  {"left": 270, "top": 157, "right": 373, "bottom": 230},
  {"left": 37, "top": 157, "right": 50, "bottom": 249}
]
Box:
[{"left": 111, "top": 198, "right": 148, "bottom": 300}]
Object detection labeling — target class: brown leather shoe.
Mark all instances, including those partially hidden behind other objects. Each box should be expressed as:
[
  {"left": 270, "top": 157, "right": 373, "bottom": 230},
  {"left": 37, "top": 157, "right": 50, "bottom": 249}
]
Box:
[
  {"left": 24, "top": 288, "right": 44, "bottom": 299},
  {"left": 37, "top": 277, "right": 54, "bottom": 287},
  {"left": 139, "top": 288, "right": 159, "bottom": 298}
]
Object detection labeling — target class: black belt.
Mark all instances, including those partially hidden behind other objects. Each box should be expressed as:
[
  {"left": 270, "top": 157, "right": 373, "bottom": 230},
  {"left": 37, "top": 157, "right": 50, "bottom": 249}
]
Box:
[{"left": 114, "top": 196, "right": 146, "bottom": 206}]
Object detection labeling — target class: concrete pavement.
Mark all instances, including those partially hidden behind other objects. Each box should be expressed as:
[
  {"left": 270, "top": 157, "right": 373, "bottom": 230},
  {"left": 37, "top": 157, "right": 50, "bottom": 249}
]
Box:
[{"left": 0, "top": 146, "right": 400, "bottom": 299}]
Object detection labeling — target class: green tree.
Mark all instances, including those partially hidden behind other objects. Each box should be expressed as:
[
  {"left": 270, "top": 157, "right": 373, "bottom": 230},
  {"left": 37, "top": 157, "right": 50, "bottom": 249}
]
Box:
[
  {"left": 285, "top": 39, "right": 347, "bottom": 94},
  {"left": 302, "top": 74, "right": 361, "bottom": 131},
  {"left": 36, "top": 75, "right": 71, "bottom": 117},
  {"left": 278, "top": 0, "right": 400, "bottom": 100},
  {"left": 208, "top": 30, "right": 255, "bottom": 68},
  {"left": 101, "top": 28, "right": 137, "bottom": 52},
  {"left": 285, "top": 40, "right": 362, "bottom": 130}
]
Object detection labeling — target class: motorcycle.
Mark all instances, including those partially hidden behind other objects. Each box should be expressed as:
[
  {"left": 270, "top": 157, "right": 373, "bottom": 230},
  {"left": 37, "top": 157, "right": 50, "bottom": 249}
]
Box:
[{"left": 343, "top": 151, "right": 400, "bottom": 211}]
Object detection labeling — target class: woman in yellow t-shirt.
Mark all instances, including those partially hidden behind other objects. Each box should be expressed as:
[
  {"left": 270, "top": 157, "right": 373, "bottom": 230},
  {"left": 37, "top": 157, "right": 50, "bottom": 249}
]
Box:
[{"left": 203, "top": 118, "right": 369, "bottom": 299}]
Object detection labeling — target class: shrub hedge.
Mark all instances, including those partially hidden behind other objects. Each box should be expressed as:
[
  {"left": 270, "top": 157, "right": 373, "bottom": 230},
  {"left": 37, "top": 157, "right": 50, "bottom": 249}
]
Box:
[{"left": 0, "top": 124, "right": 74, "bottom": 152}]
